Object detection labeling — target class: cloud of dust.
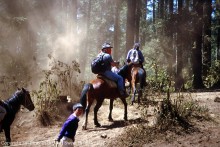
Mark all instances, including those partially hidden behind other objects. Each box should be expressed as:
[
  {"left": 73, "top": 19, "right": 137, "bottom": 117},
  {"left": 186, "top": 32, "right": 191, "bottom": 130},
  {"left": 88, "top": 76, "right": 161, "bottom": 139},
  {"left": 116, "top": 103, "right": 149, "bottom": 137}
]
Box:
[{"left": 0, "top": 1, "right": 90, "bottom": 91}]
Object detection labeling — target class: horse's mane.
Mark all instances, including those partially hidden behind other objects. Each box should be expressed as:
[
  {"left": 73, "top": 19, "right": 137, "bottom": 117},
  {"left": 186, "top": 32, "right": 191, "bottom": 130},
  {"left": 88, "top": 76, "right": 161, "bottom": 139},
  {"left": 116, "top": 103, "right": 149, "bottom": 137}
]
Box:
[{"left": 4, "top": 90, "right": 24, "bottom": 112}]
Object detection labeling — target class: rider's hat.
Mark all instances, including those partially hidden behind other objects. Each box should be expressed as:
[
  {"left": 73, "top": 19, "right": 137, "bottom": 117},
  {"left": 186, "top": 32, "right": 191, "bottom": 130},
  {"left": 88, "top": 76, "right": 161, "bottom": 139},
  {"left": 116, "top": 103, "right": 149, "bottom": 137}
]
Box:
[
  {"left": 102, "top": 43, "right": 113, "bottom": 49},
  {"left": 134, "top": 43, "right": 140, "bottom": 49}
]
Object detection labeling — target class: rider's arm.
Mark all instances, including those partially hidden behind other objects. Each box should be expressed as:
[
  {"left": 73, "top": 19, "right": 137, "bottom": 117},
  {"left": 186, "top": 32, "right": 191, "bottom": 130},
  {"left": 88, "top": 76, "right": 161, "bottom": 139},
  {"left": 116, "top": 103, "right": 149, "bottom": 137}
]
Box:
[
  {"left": 138, "top": 50, "right": 145, "bottom": 63},
  {"left": 126, "top": 50, "right": 132, "bottom": 63}
]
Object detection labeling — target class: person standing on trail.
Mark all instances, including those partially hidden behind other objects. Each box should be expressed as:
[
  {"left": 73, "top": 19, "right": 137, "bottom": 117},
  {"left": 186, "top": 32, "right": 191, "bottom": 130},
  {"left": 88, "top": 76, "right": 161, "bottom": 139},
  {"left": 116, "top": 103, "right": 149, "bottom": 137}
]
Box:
[{"left": 56, "top": 103, "right": 84, "bottom": 147}]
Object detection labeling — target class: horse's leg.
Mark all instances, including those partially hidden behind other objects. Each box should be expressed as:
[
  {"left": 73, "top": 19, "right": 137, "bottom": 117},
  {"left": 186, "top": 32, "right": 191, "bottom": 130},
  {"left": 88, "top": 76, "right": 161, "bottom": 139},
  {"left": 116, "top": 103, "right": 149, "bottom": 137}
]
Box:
[
  {"left": 108, "top": 99, "right": 114, "bottom": 121},
  {"left": 82, "top": 98, "right": 94, "bottom": 130},
  {"left": 120, "top": 97, "right": 128, "bottom": 121},
  {"left": 137, "top": 89, "right": 142, "bottom": 104},
  {"left": 4, "top": 126, "right": 11, "bottom": 145},
  {"left": 131, "top": 83, "right": 136, "bottom": 105},
  {"left": 138, "top": 68, "right": 145, "bottom": 104},
  {"left": 94, "top": 98, "right": 104, "bottom": 127}
]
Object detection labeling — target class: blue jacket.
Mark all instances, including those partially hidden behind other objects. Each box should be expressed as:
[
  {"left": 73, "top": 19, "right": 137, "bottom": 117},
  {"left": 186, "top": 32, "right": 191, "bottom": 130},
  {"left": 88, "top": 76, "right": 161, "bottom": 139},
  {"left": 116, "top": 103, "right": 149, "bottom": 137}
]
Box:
[
  {"left": 57, "top": 114, "right": 79, "bottom": 141},
  {"left": 98, "top": 52, "right": 113, "bottom": 71}
]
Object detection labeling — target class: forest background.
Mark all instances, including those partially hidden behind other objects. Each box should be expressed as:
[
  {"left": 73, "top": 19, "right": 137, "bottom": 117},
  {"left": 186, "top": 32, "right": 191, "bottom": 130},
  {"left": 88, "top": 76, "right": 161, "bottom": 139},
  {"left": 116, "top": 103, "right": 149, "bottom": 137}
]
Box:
[{"left": 0, "top": 0, "right": 220, "bottom": 100}]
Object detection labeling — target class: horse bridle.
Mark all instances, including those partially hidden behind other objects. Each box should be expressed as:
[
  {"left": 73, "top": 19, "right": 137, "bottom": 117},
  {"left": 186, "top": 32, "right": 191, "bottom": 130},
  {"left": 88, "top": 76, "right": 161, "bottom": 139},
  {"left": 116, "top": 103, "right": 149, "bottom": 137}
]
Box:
[{"left": 22, "top": 91, "right": 33, "bottom": 109}]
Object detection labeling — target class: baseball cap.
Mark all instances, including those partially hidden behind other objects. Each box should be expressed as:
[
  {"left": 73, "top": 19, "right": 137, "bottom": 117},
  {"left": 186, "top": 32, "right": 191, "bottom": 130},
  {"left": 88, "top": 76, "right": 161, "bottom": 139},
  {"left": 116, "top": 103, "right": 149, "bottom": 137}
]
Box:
[{"left": 72, "top": 103, "right": 84, "bottom": 111}]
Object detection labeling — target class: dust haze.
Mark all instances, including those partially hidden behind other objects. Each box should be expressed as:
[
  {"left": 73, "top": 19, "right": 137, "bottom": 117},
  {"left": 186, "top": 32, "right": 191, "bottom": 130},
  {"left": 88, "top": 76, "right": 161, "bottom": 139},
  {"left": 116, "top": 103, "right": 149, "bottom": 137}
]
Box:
[{"left": 0, "top": 1, "right": 95, "bottom": 94}]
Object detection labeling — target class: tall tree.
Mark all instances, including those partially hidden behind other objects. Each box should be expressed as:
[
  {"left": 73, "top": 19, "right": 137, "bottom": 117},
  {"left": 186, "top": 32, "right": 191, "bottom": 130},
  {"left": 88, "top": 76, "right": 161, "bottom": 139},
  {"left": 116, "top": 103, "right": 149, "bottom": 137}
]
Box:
[
  {"left": 79, "top": 0, "right": 91, "bottom": 77},
  {"left": 203, "top": 0, "right": 212, "bottom": 76},
  {"left": 165, "top": 0, "right": 175, "bottom": 77},
  {"left": 175, "top": 0, "right": 184, "bottom": 90},
  {"left": 139, "top": 0, "right": 148, "bottom": 47},
  {"left": 113, "top": 0, "right": 123, "bottom": 60},
  {"left": 192, "top": 0, "right": 205, "bottom": 89},
  {"left": 217, "top": 3, "right": 220, "bottom": 60},
  {"left": 134, "top": 0, "right": 141, "bottom": 42},
  {"left": 125, "top": 0, "right": 136, "bottom": 52}
]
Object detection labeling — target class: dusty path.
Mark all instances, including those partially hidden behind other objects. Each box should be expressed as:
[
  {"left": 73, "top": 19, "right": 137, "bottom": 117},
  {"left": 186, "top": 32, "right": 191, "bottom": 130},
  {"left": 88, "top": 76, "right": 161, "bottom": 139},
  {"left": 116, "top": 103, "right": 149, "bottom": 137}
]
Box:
[
  {"left": 0, "top": 92, "right": 219, "bottom": 147},
  {"left": 0, "top": 100, "right": 143, "bottom": 147}
]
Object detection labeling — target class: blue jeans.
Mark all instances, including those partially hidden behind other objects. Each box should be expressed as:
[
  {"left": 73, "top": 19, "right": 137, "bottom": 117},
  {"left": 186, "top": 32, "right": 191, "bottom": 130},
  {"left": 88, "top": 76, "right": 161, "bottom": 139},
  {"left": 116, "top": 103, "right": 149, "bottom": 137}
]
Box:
[{"left": 103, "top": 70, "right": 125, "bottom": 92}]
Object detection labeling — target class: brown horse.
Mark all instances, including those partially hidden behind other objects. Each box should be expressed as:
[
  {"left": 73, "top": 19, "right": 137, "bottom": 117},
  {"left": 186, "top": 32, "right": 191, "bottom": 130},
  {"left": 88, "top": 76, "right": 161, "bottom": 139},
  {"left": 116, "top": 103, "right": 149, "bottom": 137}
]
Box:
[
  {"left": 129, "top": 64, "right": 146, "bottom": 105},
  {"left": 80, "top": 64, "right": 135, "bottom": 130}
]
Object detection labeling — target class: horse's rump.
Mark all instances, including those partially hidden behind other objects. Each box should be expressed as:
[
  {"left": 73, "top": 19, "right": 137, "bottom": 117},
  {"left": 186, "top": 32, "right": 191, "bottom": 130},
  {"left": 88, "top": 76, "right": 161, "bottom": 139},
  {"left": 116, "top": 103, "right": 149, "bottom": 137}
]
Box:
[
  {"left": 131, "top": 66, "right": 140, "bottom": 81},
  {"left": 90, "top": 76, "right": 119, "bottom": 99}
]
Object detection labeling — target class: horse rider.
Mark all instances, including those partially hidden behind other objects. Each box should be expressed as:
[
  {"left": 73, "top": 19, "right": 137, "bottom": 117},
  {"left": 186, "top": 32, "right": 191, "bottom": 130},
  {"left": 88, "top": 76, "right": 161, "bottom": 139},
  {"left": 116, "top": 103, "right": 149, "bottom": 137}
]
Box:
[
  {"left": 0, "top": 100, "right": 6, "bottom": 131},
  {"left": 97, "top": 42, "right": 129, "bottom": 98},
  {"left": 126, "top": 42, "right": 147, "bottom": 86}
]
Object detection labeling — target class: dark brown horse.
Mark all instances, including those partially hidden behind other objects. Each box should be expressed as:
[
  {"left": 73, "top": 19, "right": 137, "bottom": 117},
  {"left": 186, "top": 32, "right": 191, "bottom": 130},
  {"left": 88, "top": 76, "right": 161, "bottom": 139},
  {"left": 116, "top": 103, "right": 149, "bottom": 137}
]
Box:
[
  {"left": 80, "top": 64, "right": 135, "bottom": 130},
  {"left": 1, "top": 88, "right": 35, "bottom": 145}
]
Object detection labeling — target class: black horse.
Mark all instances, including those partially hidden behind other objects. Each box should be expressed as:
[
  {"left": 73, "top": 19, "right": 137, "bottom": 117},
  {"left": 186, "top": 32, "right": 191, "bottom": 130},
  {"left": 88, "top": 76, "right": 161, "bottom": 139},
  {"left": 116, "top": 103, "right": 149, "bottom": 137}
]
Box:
[{"left": 1, "top": 88, "right": 35, "bottom": 145}]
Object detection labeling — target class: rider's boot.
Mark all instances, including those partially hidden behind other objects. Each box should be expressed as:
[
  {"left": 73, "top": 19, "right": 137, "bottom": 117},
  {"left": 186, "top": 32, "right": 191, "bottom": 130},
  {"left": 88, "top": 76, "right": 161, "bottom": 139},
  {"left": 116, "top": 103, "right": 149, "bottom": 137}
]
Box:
[{"left": 119, "top": 90, "right": 129, "bottom": 98}]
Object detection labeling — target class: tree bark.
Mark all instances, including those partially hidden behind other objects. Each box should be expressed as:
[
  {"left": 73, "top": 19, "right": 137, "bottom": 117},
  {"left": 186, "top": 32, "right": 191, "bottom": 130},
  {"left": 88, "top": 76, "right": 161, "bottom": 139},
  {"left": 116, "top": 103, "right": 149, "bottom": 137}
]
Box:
[
  {"left": 125, "top": 0, "right": 136, "bottom": 52},
  {"left": 203, "top": 0, "right": 212, "bottom": 76},
  {"left": 192, "top": 0, "right": 205, "bottom": 89},
  {"left": 175, "top": 0, "right": 184, "bottom": 90}
]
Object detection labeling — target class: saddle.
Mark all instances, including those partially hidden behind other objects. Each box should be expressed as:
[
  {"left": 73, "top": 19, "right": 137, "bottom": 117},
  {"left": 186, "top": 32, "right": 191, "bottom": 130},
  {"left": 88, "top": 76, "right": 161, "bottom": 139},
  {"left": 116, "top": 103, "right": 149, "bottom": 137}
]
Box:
[{"left": 97, "top": 74, "right": 117, "bottom": 88}]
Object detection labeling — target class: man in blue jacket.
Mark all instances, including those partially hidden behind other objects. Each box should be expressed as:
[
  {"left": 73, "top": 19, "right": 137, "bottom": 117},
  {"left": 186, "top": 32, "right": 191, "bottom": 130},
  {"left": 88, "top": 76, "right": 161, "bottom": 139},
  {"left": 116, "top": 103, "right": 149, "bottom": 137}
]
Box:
[
  {"left": 97, "top": 43, "right": 129, "bottom": 98},
  {"left": 56, "top": 103, "right": 84, "bottom": 147}
]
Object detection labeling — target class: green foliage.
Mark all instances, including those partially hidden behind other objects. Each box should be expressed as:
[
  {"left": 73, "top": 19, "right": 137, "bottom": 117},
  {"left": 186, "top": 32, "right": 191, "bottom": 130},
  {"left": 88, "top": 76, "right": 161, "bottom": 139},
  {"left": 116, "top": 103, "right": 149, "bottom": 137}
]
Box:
[
  {"left": 203, "top": 61, "right": 220, "bottom": 88},
  {"left": 32, "top": 71, "right": 60, "bottom": 115},
  {"left": 47, "top": 54, "right": 82, "bottom": 97},
  {"left": 145, "top": 60, "right": 173, "bottom": 92},
  {"left": 31, "top": 55, "right": 83, "bottom": 125},
  {"left": 172, "top": 93, "right": 209, "bottom": 121}
]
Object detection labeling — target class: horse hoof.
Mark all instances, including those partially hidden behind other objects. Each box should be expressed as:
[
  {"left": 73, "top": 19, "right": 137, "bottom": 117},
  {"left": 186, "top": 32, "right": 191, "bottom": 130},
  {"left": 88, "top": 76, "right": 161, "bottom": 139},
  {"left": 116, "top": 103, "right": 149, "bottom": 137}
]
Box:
[
  {"left": 82, "top": 126, "right": 87, "bottom": 130},
  {"left": 108, "top": 118, "right": 114, "bottom": 122},
  {"left": 95, "top": 123, "right": 101, "bottom": 127}
]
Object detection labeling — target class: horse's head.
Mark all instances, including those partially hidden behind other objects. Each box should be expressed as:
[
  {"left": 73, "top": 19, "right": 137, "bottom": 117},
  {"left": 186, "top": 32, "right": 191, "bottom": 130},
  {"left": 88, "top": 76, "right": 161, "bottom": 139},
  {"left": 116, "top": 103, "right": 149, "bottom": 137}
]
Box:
[{"left": 17, "top": 88, "right": 35, "bottom": 111}]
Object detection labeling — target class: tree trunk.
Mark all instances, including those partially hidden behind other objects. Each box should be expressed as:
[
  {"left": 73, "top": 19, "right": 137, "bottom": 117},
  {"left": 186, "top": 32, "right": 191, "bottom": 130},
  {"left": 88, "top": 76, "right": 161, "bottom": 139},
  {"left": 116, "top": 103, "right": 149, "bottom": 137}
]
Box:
[
  {"left": 135, "top": 0, "right": 141, "bottom": 42},
  {"left": 165, "top": 0, "right": 174, "bottom": 77},
  {"left": 175, "top": 0, "right": 184, "bottom": 90},
  {"left": 203, "top": 0, "right": 212, "bottom": 76},
  {"left": 125, "top": 0, "right": 136, "bottom": 52},
  {"left": 140, "top": 0, "right": 148, "bottom": 47},
  {"left": 217, "top": 16, "right": 220, "bottom": 60},
  {"left": 192, "top": 0, "right": 205, "bottom": 89},
  {"left": 113, "top": 0, "right": 123, "bottom": 60},
  {"left": 79, "top": 0, "right": 91, "bottom": 78}
]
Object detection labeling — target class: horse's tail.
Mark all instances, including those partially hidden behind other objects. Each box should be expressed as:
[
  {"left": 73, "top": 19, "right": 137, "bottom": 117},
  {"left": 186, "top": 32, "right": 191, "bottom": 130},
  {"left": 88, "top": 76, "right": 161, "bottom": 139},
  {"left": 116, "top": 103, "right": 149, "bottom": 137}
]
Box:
[
  {"left": 138, "top": 68, "right": 145, "bottom": 88},
  {"left": 80, "top": 83, "right": 93, "bottom": 109}
]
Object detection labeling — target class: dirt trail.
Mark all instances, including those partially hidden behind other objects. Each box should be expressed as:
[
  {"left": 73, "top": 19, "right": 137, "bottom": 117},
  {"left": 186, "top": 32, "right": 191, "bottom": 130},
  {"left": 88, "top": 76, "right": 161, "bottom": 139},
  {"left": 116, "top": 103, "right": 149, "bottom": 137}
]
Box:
[
  {"left": 0, "top": 92, "right": 220, "bottom": 147},
  {"left": 0, "top": 100, "right": 143, "bottom": 147}
]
